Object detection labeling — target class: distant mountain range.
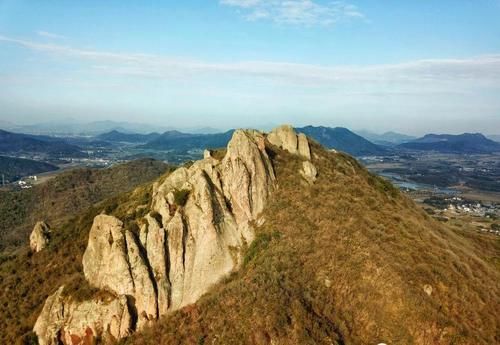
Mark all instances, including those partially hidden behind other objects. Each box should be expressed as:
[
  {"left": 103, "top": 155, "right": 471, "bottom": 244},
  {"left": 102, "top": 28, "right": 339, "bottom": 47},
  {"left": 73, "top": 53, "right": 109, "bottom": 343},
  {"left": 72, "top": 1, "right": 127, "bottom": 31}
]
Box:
[
  {"left": 0, "top": 156, "right": 59, "bottom": 183},
  {"left": 296, "top": 126, "right": 388, "bottom": 156},
  {"left": 3, "top": 120, "right": 223, "bottom": 136},
  {"left": 4, "top": 124, "right": 499, "bottom": 159},
  {"left": 97, "top": 130, "right": 161, "bottom": 143},
  {"left": 140, "top": 130, "right": 235, "bottom": 151},
  {"left": 0, "top": 129, "right": 84, "bottom": 157},
  {"left": 355, "top": 130, "right": 416, "bottom": 146},
  {"left": 399, "top": 133, "right": 500, "bottom": 154},
  {"left": 100, "top": 126, "right": 387, "bottom": 156},
  {"left": 487, "top": 135, "right": 500, "bottom": 143}
]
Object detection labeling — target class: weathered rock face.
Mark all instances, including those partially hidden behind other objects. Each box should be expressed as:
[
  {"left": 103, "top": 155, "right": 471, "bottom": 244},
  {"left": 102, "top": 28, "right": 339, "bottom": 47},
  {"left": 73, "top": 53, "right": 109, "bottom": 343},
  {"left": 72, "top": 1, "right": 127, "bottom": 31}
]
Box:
[
  {"left": 35, "top": 128, "right": 279, "bottom": 344},
  {"left": 267, "top": 125, "right": 317, "bottom": 183},
  {"left": 83, "top": 215, "right": 134, "bottom": 296},
  {"left": 267, "top": 124, "right": 311, "bottom": 159},
  {"left": 82, "top": 214, "right": 158, "bottom": 330},
  {"left": 33, "top": 286, "right": 132, "bottom": 345},
  {"left": 30, "top": 221, "right": 51, "bottom": 252},
  {"left": 150, "top": 129, "right": 276, "bottom": 310}
]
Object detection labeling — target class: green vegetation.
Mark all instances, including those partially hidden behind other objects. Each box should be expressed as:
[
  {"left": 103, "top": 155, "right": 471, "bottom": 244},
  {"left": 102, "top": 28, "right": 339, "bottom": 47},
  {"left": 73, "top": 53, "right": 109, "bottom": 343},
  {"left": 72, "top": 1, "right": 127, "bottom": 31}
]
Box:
[
  {"left": 0, "top": 158, "right": 171, "bottom": 253},
  {"left": 150, "top": 210, "right": 163, "bottom": 224},
  {"left": 0, "top": 155, "right": 58, "bottom": 182},
  {"left": 209, "top": 148, "right": 227, "bottom": 160},
  {"left": 173, "top": 188, "right": 190, "bottom": 206}
]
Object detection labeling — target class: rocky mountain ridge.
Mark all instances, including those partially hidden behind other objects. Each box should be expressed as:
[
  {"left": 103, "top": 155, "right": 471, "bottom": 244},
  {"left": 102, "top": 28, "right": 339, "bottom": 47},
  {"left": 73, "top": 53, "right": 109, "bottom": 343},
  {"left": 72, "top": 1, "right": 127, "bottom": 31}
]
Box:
[{"left": 34, "top": 126, "right": 316, "bottom": 344}]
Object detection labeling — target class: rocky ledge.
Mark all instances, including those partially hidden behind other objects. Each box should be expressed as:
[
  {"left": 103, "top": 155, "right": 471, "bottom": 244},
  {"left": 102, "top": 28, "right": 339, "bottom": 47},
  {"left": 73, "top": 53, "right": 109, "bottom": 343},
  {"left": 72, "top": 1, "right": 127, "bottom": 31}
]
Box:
[{"left": 34, "top": 126, "right": 316, "bottom": 344}]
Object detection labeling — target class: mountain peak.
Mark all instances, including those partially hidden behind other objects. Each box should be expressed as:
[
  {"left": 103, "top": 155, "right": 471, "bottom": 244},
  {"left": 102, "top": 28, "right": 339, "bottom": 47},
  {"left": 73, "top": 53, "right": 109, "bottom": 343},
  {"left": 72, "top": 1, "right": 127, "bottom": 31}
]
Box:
[
  {"left": 297, "top": 126, "right": 387, "bottom": 156},
  {"left": 34, "top": 126, "right": 317, "bottom": 343},
  {"left": 402, "top": 132, "right": 500, "bottom": 153}
]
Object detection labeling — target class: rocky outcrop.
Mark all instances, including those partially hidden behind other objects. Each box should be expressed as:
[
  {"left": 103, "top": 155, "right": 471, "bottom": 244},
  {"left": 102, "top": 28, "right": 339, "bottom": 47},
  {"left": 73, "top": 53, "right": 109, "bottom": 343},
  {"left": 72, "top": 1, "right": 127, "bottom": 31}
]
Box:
[
  {"left": 267, "top": 124, "right": 311, "bottom": 159},
  {"left": 150, "top": 129, "right": 275, "bottom": 309},
  {"left": 82, "top": 215, "right": 157, "bottom": 329},
  {"left": 35, "top": 128, "right": 278, "bottom": 344},
  {"left": 203, "top": 149, "right": 212, "bottom": 159},
  {"left": 301, "top": 161, "right": 318, "bottom": 183},
  {"left": 267, "top": 125, "right": 318, "bottom": 183},
  {"left": 30, "top": 221, "right": 51, "bottom": 252},
  {"left": 33, "top": 287, "right": 132, "bottom": 345}
]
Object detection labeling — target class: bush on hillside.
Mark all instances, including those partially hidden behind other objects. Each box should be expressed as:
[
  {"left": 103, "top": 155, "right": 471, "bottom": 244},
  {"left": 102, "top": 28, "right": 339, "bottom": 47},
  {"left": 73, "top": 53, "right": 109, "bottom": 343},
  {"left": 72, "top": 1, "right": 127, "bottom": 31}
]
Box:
[{"left": 173, "top": 189, "right": 190, "bottom": 207}]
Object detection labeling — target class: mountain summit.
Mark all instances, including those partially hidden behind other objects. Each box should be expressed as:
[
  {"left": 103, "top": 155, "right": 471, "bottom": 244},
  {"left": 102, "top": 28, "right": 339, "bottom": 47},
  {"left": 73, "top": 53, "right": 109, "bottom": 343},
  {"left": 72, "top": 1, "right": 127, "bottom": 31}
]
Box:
[
  {"left": 296, "top": 126, "right": 387, "bottom": 156},
  {"left": 1, "top": 126, "right": 497, "bottom": 345},
  {"left": 399, "top": 133, "right": 500, "bottom": 153},
  {"left": 33, "top": 125, "right": 316, "bottom": 344}
]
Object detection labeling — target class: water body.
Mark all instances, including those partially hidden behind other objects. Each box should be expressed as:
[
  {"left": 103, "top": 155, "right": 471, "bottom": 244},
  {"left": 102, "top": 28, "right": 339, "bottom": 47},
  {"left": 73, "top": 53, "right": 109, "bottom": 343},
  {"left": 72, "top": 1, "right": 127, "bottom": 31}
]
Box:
[{"left": 378, "top": 172, "right": 458, "bottom": 195}]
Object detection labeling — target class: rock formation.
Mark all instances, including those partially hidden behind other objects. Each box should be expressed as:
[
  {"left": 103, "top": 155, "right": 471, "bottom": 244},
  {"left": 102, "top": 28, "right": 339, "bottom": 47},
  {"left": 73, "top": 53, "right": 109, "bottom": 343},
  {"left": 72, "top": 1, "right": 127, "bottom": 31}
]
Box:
[
  {"left": 267, "top": 124, "right": 311, "bottom": 159},
  {"left": 30, "top": 221, "right": 51, "bottom": 252},
  {"left": 33, "top": 286, "right": 132, "bottom": 345},
  {"left": 34, "top": 128, "right": 286, "bottom": 344},
  {"left": 301, "top": 160, "right": 318, "bottom": 183},
  {"left": 268, "top": 124, "right": 318, "bottom": 183}
]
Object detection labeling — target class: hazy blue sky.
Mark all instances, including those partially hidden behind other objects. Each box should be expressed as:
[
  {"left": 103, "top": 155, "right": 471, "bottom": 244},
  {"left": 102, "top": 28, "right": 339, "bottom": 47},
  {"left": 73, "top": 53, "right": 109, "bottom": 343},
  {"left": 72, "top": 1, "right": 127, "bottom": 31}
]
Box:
[{"left": 1, "top": 0, "right": 500, "bottom": 134}]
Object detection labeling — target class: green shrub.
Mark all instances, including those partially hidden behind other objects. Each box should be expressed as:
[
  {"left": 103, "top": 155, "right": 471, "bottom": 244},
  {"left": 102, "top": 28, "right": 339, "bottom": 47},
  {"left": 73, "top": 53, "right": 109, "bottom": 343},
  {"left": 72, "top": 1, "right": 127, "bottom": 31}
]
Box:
[
  {"left": 244, "top": 231, "right": 281, "bottom": 266},
  {"left": 17, "top": 331, "right": 38, "bottom": 345},
  {"left": 173, "top": 189, "right": 190, "bottom": 206},
  {"left": 150, "top": 210, "right": 163, "bottom": 224}
]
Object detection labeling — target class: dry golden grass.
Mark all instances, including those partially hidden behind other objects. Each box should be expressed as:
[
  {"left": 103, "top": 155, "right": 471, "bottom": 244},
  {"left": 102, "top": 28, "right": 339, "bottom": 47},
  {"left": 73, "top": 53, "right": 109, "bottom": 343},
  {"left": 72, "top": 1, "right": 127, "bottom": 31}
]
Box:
[
  {"left": 123, "top": 142, "right": 499, "bottom": 345},
  {"left": 0, "top": 178, "right": 161, "bottom": 344},
  {"left": 1, "top": 142, "right": 498, "bottom": 344}
]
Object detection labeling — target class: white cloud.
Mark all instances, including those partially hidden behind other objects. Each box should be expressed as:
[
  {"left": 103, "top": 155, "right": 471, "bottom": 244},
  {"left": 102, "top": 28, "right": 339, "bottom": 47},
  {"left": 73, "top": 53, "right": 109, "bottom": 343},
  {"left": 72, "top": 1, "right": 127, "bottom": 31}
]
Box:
[
  {"left": 220, "top": 0, "right": 365, "bottom": 26},
  {"left": 220, "top": 0, "right": 261, "bottom": 8},
  {"left": 1, "top": 34, "right": 499, "bottom": 88},
  {"left": 36, "top": 31, "right": 66, "bottom": 40}
]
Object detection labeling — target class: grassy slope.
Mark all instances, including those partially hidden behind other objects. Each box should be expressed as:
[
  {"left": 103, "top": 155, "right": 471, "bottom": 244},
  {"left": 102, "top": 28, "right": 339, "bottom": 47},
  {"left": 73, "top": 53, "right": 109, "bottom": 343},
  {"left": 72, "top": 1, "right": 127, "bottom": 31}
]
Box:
[
  {"left": 0, "top": 165, "right": 175, "bottom": 344},
  {"left": 124, "top": 143, "right": 499, "bottom": 345},
  {"left": 0, "top": 159, "right": 171, "bottom": 253},
  {"left": 0, "top": 143, "right": 498, "bottom": 344}
]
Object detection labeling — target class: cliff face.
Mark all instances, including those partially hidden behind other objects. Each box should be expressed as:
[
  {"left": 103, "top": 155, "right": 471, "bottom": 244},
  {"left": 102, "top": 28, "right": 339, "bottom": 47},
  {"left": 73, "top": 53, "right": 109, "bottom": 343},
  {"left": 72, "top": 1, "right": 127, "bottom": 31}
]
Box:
[{"left": 34, "top": 127, "right": 310, "bottom": 344}]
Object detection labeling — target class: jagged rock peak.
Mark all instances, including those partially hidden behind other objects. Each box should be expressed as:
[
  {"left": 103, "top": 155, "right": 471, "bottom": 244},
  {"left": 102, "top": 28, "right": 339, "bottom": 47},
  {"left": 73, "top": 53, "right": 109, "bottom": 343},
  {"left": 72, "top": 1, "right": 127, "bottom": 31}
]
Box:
[
  {"left": 267, "top": 125, "right": 318, "bottom": 183},
  {"left": 29, "top": 221, "right": 51, "bottom": 253},
  {"left": 35, "top": 128, "right": 278, "bottom": 344},
  {"left": 267, "top": 124, "right": 311, "bottom": 159}
]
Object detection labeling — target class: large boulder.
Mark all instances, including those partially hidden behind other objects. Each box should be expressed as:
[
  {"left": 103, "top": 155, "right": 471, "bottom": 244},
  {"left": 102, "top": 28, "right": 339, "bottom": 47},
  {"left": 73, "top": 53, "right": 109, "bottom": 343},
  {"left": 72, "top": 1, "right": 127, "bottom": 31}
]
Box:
[
  {"left": 301, "top": 160, "right": 318, "bottom": 183},
  {"left": 267, "top": 125, "right": 317, "bottom": 183},
  {"left": 33, "top": 287, "right": 132, "bottom": 345},
  {"left": 267, "top": 124, "right": 311, "bottom": 159},
  {"left": 29, "top": 221, "right": 51, "bottom": 253}
]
